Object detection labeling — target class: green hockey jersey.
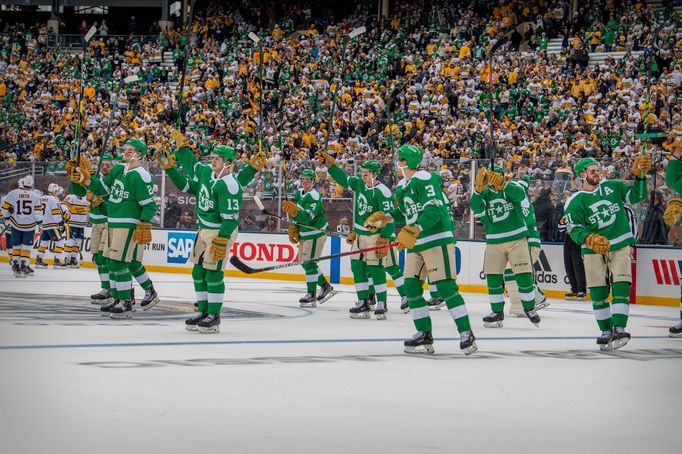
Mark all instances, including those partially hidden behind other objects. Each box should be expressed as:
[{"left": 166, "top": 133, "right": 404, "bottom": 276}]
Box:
[
  {"left": 564, "top": 179, "right": 647, "bottom": 254},
  {"left": 666, "top": 160, "right": 682, "bottom": 194},
  {"left": 291, "top": 188, "right": 328, "bottom": 240},
  {"left": 470, "top": 181, "right": 528, "bottom": 244},
  {"left": 516, "top": 179, "right": 540, "bottom": 247}
]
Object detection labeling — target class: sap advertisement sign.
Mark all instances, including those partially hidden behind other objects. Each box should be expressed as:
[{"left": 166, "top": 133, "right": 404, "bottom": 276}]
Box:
[{"left": 167, "top": 231, "right": 196, "bottom": 264}]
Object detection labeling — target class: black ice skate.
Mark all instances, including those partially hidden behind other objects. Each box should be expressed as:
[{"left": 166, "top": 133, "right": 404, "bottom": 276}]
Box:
[
  {"left": 316, "top": 282, "right": 337, "bottom": 304},
  {"left": 299, "top": 292, "right": 317, "bottom": 308},
  {"left": 349, "top": 299, "right": 371, "bottom": 319},
  {"left": 367, "top": 293, "right": 376, "bottom": 309},
  {"left": 185, "top": 312, "right": 208, "bottom": 332},
  {"left": 535, "top": 294, "right": 550, "bottom": 310},
  {"left": 612, "top": 327, "right": 631, "bottom": 350},
  {"left": 597, "top": 329, "right": 614, "bottom": 351},
  {"left": 140, "top": 286, "right": 160, "bottom": 311},
  {"left": 374, "top": 301, "right": 387, "bottom": 320},
  {"left": 524, "top": 308, "right": 541, "bottom": 327},
  {"left": 17, "top": 264, "right": 28, "bottom": 278},
  {"left": 483, "top": 311, "right": 504, "bottom": 328},
  {"left": 109, "top": 300, "right": 134, "bottom": 319},
  {"left": 400, "top": 296, "right": 409, "bottom": 314},
  {"left": 53, "top": 258, "right": 68, "bottom": 269},
  {"left": 70, "top": 257, "right": 80, "bottom": 268},
  {"left": 460, "top": 331, "right": 478, "bottom": 355},
  {"left": 25, "top": 265, "right": 34, "bottom": 276},
  {"left": 197, "top": 313, "right": 220, "bottom": 333},
  {"left": 669, "top": 322, "right": 682, "bottom": 338},
  {"left": 428, "top": 296, "right": 444, "bottom": 311},
  {"left": 564, "top": 292, "right": 577, "bottom": 300},
  {"left": 101, "top": 299, "right": 119, "bottom": 316},
  {"left": 12, "top": 262, "right": 21, "bottom": 278},
  {"left": 90, "top": 288, "right": 112, "bottom": 305},
  {"left": 404, "top": 331, "right": 434, "bottom": 354},
  {"left": 35, "top": 257, "right": 48, "bottom": 269},
  {"left": 575, "top": 292, "right": 586, "bottom": 301}
]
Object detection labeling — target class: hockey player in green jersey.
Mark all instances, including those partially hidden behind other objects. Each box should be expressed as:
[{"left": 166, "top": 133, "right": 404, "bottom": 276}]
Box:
[
  {"left": 70, "top": 140, "right": 158, "bottom": 319},
  {"left": 164, "top": 130, "right": 263, "bottom": 333},
  {"left": 281, "top": 169, "right": 335, "bottom": 307},
  {"left": 317, "top": 152, "right": 407, "bottom": 320},
  {"left": 392, "top": 145, "right": 476, "bottom": 354},
  {"left": 504, "top": 174, "right": 548, "bottom": 316},
  {"left": 663, "top": 134, "right": 682, "bottom": 337},
  {"left": 470, "top": 165, "right": 540, "bottom": 328},
  {"left": 565, "top": 155, "right": 650, "bottom": 350}
]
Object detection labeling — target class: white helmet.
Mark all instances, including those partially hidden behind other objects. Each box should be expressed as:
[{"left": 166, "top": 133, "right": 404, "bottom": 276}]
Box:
[
  {"left": 55, "top": 187, "right": 65, "bottom": 198},
  {"left": 20, "top": 175, "right": 34, "bottom": 189},
  {"left": 48, "top": 183, "right": 61, "bottom": 194}
]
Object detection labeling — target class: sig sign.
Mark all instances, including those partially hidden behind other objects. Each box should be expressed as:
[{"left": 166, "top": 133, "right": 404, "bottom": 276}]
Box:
[{"left": 167, "top": 231, "right": 196, "bottom": 264}]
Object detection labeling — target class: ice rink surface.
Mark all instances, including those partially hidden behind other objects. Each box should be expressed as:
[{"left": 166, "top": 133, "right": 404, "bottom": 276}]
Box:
[{"left": 0, "top": 267, "right": 680, "bottom": 454}]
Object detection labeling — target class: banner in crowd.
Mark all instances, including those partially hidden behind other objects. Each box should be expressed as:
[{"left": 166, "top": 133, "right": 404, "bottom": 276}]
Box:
[{"left": 0, "top": 228, "right": 679, "bottom": 306}]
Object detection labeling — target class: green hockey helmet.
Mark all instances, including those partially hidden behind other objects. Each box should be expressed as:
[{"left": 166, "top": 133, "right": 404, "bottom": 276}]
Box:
[
  {"left": 100, "top": 153, "right": 114, "bottom": 162},
  {"left": 124, "top": 139, "right": 148, "bottom": 158},
  {"left": 212, "top": 145, "right": 237, "bottom": 163},
  {"left": 361, "top": 160, "right": 381, "bottom": 174},
  {"left": 300, "top": 169, "right": 316, "bottom": 180},
  {"left": 397, "top": 144, "right": 423, "bottom": 169},
  {"left": 574, "top": 157, "right": 599, "bottom": 176}
]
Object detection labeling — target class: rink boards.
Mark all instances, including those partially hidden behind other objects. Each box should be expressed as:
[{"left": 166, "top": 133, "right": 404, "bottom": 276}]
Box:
[{"left": 0, "top": 228, "right": 679, "bottom": 306}]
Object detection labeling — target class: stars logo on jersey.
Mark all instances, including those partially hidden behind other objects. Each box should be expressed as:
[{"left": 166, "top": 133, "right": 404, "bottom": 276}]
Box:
[
  {"left": 197, "top": 185, "right": 214, "bottom": 212},
  {"left": 402, "top": 196, "right": 422, "bottom": 224},
  {"left": 356, "top": 193, "right": 372, "bottom": 217},
  {"left": 587, "top": 200, "right": 619, "bottom": 229},
  {"left": 487, "top": 198, "right": 513, "bottom": 223},
  {"left": 109, "top": 180, "right": 130, "bottom": 204}
]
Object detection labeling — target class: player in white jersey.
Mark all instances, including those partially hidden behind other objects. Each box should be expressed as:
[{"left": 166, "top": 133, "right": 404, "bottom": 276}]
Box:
[
  {"left": 36, "top": 184, "right": 66, "bottom": 268},
  {"left": 61, "top": 190, "right": 89, "bottom": 268},
  {"left": 1, "top": 176, "right": 43, "bottom": 277},
  {"left": 1, "top": 181, "right": 20, "bottom": 265}
]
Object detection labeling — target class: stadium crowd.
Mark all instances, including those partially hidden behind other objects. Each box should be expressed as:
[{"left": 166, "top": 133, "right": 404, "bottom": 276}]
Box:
[{"left": 0, "top": 0, "right": 680, "bottom": 243}]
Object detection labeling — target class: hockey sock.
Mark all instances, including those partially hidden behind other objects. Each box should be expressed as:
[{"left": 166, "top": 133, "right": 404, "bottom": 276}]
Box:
[
  {"left": 503, "top": 268, "right": 521, "bottom": 306},
  {"left": 94, "top": 252, "right": 110, "bottom": 289},
  {"left": 611, "top": 281, "right": 631, "bottom": 328},
  {"left": 428, "top": 282, "right": 440, "bottom": 299},
  {"left": 486, "top": 274, "right": 505, "bottom": 313},
  {"left": 302, "top": 262, "right": 320, "bottom": 293},
  {"left": 205, "top": 269, "right": 224, "bottom": 315},
  {"left": 20, "top": 246, "right": 30, "bottom": 266},
  {"left": 130, "top": 260, "right": 153, "bottom": 290},
  {"left": 191, "top": 265, "right": 208, "bottom": 312},
  {"left": 590, "top": 286, "right": 612, "bottom": 331},
  {"left": 37, "top": 240, "right": 48, "bottom": 259},
  {"left": 316, "top": 271, "right": 328, "bottom": 288},
  {"left": 74, "top": 237, "right": 83, "bottom": 259},
  {"left": 351, "top": 259, "right": 369, "bottom": 300},
  {"left": 54, "top": 238, "right": 64, "bottom": 259},
  {"left": 514, "top": 272, "right": 536, "bottom": 311},
  {"left": 12, "top": 247, "right": 21, "bottom": 265},
  {"left": 436, "top": 279, "right": 471, "bottom": 332},
  {"left": 405, "top": 278, "right": 431, "bottom": 332},
  {"left": 367, "top": 265, "right": 387, "bottom": 302},
  {"left": 385, "top": 265, "right": 405, "bottom": 297},
  {"left": 109, "top": 260, "right": 132, "bottom": 300},
  {"left": 108, "top": 268, "right": 119, "bottom": 300}
]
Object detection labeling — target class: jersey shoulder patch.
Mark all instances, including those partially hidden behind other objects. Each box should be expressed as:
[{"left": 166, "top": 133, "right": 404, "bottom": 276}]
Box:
[
  {"left": 376, "top": 183, "right": 392, "bottom": 198},
  {"left": 223, "top": 174, "right": 240, "bottom": 195},
  {"left": 131, "top": 166, "right": 152, "bottom": 184},
  {"left": 564, "top": 192, "right": 581, "bottom": 212},
  {"left": 308, "top": 189, "right": 321, "bottom": 201},
  {"left": 413, "top": 170, "right": 432, "bottom": 181}
]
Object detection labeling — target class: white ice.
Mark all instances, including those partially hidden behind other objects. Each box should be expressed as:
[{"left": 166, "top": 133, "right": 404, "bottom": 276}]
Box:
[{"left": 0, "top": 267, "right": 680, "bottom": 454}]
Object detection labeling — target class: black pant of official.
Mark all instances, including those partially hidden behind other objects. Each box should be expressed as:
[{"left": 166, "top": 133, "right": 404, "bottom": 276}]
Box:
[{"left": 563, "top": 236, "right": 586, "bottom": 294}]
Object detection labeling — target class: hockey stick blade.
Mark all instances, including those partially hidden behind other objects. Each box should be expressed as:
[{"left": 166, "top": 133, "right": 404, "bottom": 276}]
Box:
[
  {"left": 490, "top": 36, "right": 510, "bottom": 54},
  {"left": 248, "top": 32, "right": 260, "bottom": 44},
  {"left": 84, "top": 26, "right": 98, "bottom": 42},
  {"left": 230, "top": 243, "right": 398, "bottom": 274},
  {"left": 348, "top": 26, "right": 366, "bottom": 39},
  {"left": 253, "top": 195, "right": 266, "bottom": 212}
]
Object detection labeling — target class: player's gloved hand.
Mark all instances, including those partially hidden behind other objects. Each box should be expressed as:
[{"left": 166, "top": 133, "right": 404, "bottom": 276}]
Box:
[
  {"left": 85, "top": 190, "right": 95, "bottom": 203},
  {"left": 487, "top": 170, "right": 506, "bottom": 190},
  {"left": 249, "top": 153, "right": 266, "bottom": 170},
  {"left": 474, "top": 168, "right": 487, "bottom": 193},
  {"left": 134, "top": 222, "right": 153, "bottom": 245},
  {"left": 585, "top": 233, "right": 610, "bottom": 255},
  {"left": 632, "top": 153, "right": 652, "bottom": 177},
  {"left": 171, "top": 129, "right": 188, "bottom": 149},
  {"left": 364, "top": 211, "right": 388, "bottom": 232},
  {"left": 288, "top": 225, "right": 300, "bottom": 244},
  {"left": 396, "top": 225, "right": 421, "bottom": 251},
  {"left": 92, "top": 196, "right": 104, "bottom": 208},
  {"left": 316, "top": 151, "right": 335, "bottom": 168},
  {"left": 346, "top": 230, "right": 356, "bottom": 245},
  {"left": 65, "top": 159, "right": 77, "bottom": 177},
  {"left": 157, "top": 149, "right": 175, "bottom": 170},
  {"left": 282, "top": 200, "right": 299, "bottom": 218},
  {"left": 375, "top": 237, "right": 389, "bottom": 259},
  {"left": 663, "top": 198, "right": 682, "bottom": 226},
  {"left": 210, "top": 236, "right": 229, "bottom": 261},
  {"left": 70, "top": 167, "right": 91, "bottom": 185}
]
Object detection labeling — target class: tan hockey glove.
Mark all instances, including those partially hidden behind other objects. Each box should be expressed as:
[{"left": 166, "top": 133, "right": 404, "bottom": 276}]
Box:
[
  {"left": 134, "top": 222, "right": 153, "bottom": 245},
  {"left": 157, "top": 149, "right": 175, "bottom": 170},
  {"left": 282, "top": 200, "right": 300, "bottom": 218},
  {"left": 585, "top": 233, "right": 610, "bottom": 255},
  {"left": 375, "top": 237, "right": 389, "bottom": 259},
  {"left": 396, "top": 225, "right": 421, "bottom": 251},
  {"left": 210, "top": 236, "right": 229, "bottom": 261},
  {"left": 288, "top": 225, "right": 300, "bottom": 244},
  {"left": 249, "top": 154, "right": 266, "bottom": 170},
  {"left": 486, "top": 170, "right": 506, "bottom": 190},
  {"left": 364, "top": 211, "right": 388, "bottom": 232},
  {"left": 631, "top": 153, "right": 652, "bottom": 176},
  {"left": 171, "top": 129, "right": 188, "bottom": 149},
  {"left": 316, "top": 150, "right": 335, "bottom": 168},
  {"left": 346, "top": 230, "right": 357, "bottom": 245},
  {"left": 474, "top": 168, "right": 487, "bottom": 193},
  {"left": 663, "top": 198, "right": 682, "bottom": 226}
]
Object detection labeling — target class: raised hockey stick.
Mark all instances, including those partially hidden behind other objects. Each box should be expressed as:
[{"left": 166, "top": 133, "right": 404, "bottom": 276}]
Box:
[
  {"left": 173, "top": 0, "right": 198, "bottom": 131},
  {"left": 486, "top": 35, "right": 510, "bottom": 171},
  {"left": 248, "top": 32, "right": 265, "bottom": 157},
  {"left": 253, "top": 195, "right": 348, "bottom": 239},
  {"left": 74, "top": 25, "right": 97, "bottom": 166},
  {"left": 230, "top": 242, "right": 397, "bottom": 274}
]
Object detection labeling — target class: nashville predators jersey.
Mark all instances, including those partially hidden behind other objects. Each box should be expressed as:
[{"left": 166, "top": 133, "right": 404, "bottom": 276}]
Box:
[
  {"left": 40, "top": 194, "right": 64, "bottom": 230},
  {"left": 1, "top": 188, "right": 44, "bottom": 232},
  {"left": 61, "top": 194, "right": 89, "bottom": 227}
]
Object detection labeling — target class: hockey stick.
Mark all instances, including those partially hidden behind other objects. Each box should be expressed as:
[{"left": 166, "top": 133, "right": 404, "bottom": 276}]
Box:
[
  {"left": 486, "top": 35, "right": 509, "bottom": 171},
  {"left": 253, "top": 195, "right": 347, "bottom": 239},
  {"left": 95, "top": 74, "right": 139, "bottom": 175},
  {"left": 74, "top": 25, "right": 97, "bottom": 166},
  {"left": 230, "top": 242, "right": 397, "bottom": 274},
  {"left": 320, "top": 26, "right": 366, "bottom": 158},
  {"left": 248, "top": 32, "right": 265, "bottom": 157},
  {"left": 173, "top": 0, "right": 198, "bottom": 131}
]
